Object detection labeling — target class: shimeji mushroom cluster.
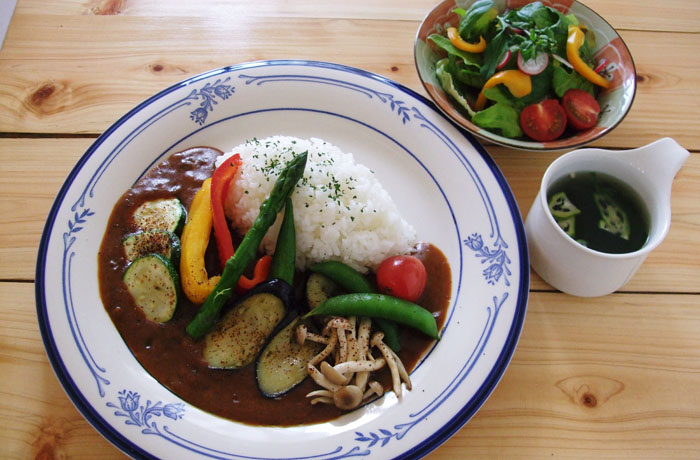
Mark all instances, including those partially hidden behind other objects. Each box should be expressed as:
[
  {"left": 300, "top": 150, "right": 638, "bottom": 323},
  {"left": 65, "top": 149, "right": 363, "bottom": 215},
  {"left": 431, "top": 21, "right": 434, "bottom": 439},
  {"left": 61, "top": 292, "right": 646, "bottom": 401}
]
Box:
[{"left": 295, "top": 316, "right": 411, "bottom": 410}]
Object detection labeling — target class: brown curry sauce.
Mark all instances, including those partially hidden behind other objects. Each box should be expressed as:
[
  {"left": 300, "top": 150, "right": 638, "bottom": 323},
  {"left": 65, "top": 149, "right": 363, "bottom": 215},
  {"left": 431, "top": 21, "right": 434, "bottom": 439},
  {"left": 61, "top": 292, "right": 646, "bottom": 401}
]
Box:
[{"left": 98, "top": 147, "right": 451, "bottom": 426}]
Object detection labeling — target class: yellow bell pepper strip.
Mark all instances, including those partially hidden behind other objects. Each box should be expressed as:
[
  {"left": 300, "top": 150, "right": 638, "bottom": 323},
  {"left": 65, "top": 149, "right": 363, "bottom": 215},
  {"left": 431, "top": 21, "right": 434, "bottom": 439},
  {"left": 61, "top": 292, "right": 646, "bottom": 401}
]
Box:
[
  {"left": 475, "top": 70, "right": 532, "bottom": 111},
  {"left": 446, "top": 27, "right": 487, "bottom": 53},
  {"left": 180, "top": 178, "right": 220, "bottom": 304},
  {"left": 566, "top": 25, "right": 610, "bottom": 89}
]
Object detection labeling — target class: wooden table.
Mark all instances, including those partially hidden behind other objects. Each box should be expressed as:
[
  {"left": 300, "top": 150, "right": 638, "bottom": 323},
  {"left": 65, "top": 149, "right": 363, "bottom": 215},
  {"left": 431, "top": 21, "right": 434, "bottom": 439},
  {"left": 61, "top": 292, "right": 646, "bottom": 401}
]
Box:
[{"left": 1, "top": 1, "right": 698, "bottom": 458}]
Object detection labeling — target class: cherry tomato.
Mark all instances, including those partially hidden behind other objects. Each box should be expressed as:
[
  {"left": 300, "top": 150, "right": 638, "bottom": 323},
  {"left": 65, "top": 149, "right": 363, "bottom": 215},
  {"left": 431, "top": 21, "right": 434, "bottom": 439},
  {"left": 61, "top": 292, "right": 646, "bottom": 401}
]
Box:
[
  {"left": 376, "top": 255, "right": 427, "bottom": 302},
  {"left": 520, "top": 99, "right": 567, "bottom": 141},
  {"left": 561, "top": 89, "right": 600, "bottom": 130}
]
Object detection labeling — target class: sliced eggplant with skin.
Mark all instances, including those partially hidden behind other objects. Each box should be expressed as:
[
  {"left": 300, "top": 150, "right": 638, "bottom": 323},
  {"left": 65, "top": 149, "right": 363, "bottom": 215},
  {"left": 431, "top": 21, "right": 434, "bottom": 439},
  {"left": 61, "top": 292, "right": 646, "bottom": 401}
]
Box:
[
  {"left": 204, "top": 292, "right": 286, "bottom": 369},
  {"left": 256, "top": 317, "right": 324, "bottom": 398},
  {"left": 203, "top": 278, "right": 293, "bottom": 369},
  {"left": 203, "top": 198, "right": 297, "bottom": 369},
  {"left": 306, "top": 272, "right": 338, "bottom": 310}
]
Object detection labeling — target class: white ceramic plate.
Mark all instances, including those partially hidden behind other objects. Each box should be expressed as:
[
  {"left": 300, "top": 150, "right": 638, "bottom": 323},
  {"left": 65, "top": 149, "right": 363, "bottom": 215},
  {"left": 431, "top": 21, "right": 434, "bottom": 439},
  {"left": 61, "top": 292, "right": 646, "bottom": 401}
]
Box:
[{"left": 36, "top": 60, "right": 529, "bottom": 459}]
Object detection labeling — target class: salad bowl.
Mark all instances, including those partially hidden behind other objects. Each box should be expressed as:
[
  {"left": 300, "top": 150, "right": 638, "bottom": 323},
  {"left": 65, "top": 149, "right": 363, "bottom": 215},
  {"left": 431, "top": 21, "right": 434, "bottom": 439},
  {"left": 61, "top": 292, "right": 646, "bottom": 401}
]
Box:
[{"left": 415, "top": 0, "right": 636, "bottom": 150}]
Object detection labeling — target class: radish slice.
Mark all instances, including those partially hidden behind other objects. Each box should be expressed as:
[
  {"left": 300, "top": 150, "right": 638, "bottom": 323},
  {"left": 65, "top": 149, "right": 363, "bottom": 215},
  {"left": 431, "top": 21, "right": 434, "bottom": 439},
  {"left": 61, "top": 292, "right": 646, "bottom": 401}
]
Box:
[
  {"left": 496, "top": 49, "right": 511, "bottom": 70},
  {"left": 517, "top": 50, "right": 549, "bottom": 75},
  {"left": 551, "top": 53, "right": 573, "bottom": 69}
]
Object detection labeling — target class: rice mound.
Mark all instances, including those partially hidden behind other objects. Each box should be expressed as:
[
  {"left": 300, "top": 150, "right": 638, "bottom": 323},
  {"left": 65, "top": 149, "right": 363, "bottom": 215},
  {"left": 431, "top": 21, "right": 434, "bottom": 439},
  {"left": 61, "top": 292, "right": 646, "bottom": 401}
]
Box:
[{"left": 216, "top": 136, "right": 416, "bottom": 273}]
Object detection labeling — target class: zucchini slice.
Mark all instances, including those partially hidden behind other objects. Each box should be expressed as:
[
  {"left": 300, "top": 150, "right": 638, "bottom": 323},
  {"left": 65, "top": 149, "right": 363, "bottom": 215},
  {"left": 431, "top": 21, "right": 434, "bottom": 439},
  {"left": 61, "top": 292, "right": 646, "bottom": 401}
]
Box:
[
  {"left": 122, "top": 230, "right": 181, "bottom": 263},
  {"left": 203, "top": 293, "right": 286, "bottom": 369},
  {"left": 306, "top": 272, "right": 338, "bottom": 310},
  {"left": 132, "top": 198, "right": 186, "bottom": 234},
  {"left": 256, "top": 317, "right": 324, "bottom": 398},
  {"left": 123, "top": 253, "right": 179, "bottom": 323}
]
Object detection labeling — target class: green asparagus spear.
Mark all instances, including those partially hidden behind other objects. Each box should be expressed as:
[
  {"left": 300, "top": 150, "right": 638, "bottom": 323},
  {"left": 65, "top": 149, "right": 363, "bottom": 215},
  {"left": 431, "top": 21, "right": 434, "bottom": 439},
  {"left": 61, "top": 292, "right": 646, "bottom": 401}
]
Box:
[{"left": 186, "top": 152, "right": 308, "bottom": 339}]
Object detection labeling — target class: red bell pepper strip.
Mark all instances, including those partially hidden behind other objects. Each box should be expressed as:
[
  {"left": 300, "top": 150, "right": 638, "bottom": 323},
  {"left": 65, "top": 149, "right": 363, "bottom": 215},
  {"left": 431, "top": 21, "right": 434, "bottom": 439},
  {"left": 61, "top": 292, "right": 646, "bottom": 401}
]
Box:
[
  {"left": 211, "top": 154, "right": 241, "bottom": 268},
  {"left": 236, "top": 254, "right": 272, "bottom": 293},
  {"left": 210, "top": 154, "right": 271, "bottom": 291}
]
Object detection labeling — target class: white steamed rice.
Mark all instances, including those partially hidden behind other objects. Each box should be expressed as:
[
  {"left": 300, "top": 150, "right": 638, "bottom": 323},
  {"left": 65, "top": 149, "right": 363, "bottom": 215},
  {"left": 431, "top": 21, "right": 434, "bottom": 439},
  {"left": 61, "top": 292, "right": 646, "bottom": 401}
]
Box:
[{"left": 215, "top": 136, "right": 416, "bottom": 273}]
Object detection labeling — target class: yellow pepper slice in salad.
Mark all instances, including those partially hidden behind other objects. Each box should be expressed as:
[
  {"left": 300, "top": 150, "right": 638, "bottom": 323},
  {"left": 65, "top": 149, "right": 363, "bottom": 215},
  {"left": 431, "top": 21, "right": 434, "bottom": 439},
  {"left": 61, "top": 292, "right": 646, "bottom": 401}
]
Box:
[
  {"left": 446, "top": 27, "right": 487, "bottom": 53},
  {"left": 566, "top": 25, "right": 610, "bottom": 88},
  {"left": 475, "top": 70, "right": 532, "bottom": 111}
]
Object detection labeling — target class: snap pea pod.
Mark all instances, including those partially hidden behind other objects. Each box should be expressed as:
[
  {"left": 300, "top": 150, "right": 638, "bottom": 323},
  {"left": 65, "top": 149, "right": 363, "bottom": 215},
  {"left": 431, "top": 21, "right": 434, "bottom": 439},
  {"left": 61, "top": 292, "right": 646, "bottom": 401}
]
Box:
[
  {"left": 310, "top": 260, "right": 402, "bottom": 351},
  {"left": 269, "top": 198, "right": 296, "bottom": 286},
  {"left": 373, "top": 317, "right": 402, "bottom": 352},
  {"left": 310, "top": 260, "right": 373, "bottom": 293},
  {"left": 186, "top": 152, "right": 308, "bottom": 339},
  {"left": 304, "top": 293, "right": 439, "bottom": 340}
]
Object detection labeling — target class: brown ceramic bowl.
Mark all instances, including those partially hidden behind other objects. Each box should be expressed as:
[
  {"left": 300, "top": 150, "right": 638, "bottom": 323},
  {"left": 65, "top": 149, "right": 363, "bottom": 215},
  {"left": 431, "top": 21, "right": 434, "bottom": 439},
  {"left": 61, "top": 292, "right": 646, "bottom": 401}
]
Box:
[{"left": 415, "top": 0, "right": 636, "bottom": 150}]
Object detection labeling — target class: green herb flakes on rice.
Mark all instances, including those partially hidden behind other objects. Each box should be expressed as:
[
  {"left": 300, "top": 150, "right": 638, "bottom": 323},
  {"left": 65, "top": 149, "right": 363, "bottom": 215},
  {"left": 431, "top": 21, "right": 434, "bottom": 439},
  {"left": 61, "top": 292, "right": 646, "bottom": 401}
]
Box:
[{"left": 216, "top": 136, "right": 416, "bottom": 273}]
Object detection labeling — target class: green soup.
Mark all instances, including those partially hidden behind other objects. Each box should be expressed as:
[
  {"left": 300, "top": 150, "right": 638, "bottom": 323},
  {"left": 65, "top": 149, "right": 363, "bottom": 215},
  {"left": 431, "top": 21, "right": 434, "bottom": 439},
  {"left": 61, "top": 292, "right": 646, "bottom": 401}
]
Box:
[{"left": 547, "top": 171, "right": 650, "bottom": 254}]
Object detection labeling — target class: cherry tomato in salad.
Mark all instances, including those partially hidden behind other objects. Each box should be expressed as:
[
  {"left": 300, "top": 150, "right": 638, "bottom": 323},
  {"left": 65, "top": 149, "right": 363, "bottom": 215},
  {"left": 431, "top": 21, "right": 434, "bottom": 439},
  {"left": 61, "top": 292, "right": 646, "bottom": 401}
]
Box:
[
  {"left": 520, "top": 99, "right": 567, "bottom": 141},
  {"left": 561, "top": 89, "right": 600, "bottom": 131},
  {"left": 376, "top": 255, "right": 427, "bottom": 302}
]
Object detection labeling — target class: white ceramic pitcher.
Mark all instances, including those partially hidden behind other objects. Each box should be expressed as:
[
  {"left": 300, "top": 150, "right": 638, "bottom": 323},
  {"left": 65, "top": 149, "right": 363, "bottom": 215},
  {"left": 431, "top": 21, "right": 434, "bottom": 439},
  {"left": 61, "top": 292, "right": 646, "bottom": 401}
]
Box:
[{"left": 525, "top": 138, "right": 689, "bottom": 297}]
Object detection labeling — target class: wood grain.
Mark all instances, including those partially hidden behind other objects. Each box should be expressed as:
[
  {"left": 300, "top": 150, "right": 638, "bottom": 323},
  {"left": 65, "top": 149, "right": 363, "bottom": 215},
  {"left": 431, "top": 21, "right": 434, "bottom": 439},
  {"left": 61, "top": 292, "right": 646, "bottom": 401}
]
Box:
[
  {"left": 0, "top": 14, "right": 699, "bottom": 148},
  {"left": 13, "top": 0, "right": 700, "bottom": 33},
  {"left": 431, "top": 292, "right": 700, "bottom": 459},
  {"left": 2, "top": 139, "right": 697, "bottom": 294},
  {"left": 490, "top": 146, "right": 700, "bottom": 293},
  {"left": 0, "top": 282, "right": 129, "bottom": 460},
  {"left": 4, "top": 282, "right": 698, "bottom": 459},
  {"left": 2, "top": 0, "right": 700, "bottom": 458}
]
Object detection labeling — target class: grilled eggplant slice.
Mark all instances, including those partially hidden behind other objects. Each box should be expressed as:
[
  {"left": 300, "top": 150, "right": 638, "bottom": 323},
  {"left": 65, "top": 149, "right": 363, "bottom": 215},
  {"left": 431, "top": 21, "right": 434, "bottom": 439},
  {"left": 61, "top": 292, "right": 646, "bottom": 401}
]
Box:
[
  {"left": 203, "top": 292, "right": 286, "bottom": 369},
  {"left": 202, "top": 199, "right": 297, "bottom": 369},
  {"left": 305, "top": 272, "right": 338, "bottom": 310},
  {"left": 256, "top": 317, "right": 324, "bottom": 398}
]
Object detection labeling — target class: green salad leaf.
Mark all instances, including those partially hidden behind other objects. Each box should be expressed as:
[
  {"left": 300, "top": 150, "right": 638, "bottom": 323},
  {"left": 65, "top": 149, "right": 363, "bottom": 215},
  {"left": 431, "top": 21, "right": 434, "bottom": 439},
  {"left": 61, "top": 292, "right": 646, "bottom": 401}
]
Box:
[
  {"left": 429, "top": 34, "right": 482, "bottom": 69},
  {"left": 477, "top": 86, "right": 523, "bottom": 136},
  {"left": 459, "top": 0, "right": 497, "bottom": 41},
  {"left": 480, "top": 27, "right": 508, "bottom": 81},
  {"left": 449, "top": 54, "right": 484, "bottom": 88},
  {"left": 480, "top": 65, "right": 554, "bottom": 110},
  {"left": 472, "top": 102, "right": 523, "bottom": 138},
  {"left": 435, "top": 59, "right": 476, "bottom": 117},
  {"left": 518, "top": 64, "right": 555, "bottom": 105},
  {"left": 552, "top": 63, "right": 595, "bottom": 97},
  {"left": 428, "top": 0, "right": 600, "bottom": 141}
]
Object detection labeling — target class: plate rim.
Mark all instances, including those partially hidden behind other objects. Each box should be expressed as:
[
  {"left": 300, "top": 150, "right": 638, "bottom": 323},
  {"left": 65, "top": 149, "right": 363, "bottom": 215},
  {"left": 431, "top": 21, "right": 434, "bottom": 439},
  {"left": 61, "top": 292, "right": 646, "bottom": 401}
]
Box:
[{"left": 34, "top": 59, "right": 529, "bottom": 459}]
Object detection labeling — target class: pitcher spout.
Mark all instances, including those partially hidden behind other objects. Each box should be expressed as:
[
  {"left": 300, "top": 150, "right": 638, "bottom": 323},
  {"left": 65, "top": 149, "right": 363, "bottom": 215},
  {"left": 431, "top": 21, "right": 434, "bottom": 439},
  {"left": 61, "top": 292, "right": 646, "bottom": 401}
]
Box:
[{"left": 618, "top": 137, "right": 689, "bottom": 186}]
